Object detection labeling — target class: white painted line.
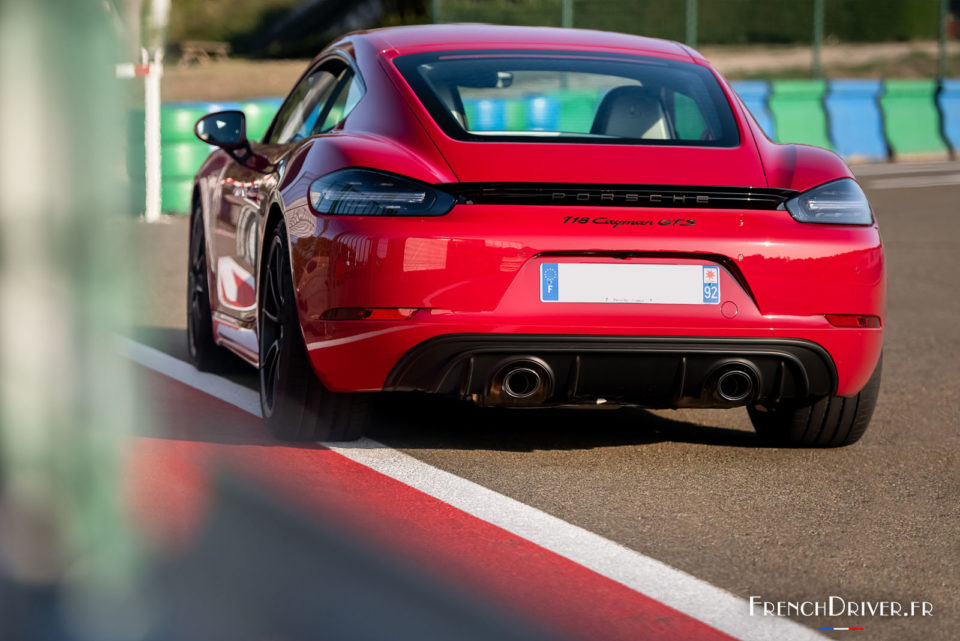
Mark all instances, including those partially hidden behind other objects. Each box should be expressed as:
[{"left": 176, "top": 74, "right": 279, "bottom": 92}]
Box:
[
  {"left": 866, "top": 173, "right": 960, "bottom": 190},
  {"left": 116, "top": 336, "right": 263, "bottom": 417},
  {"left": 120, "top": 337, "right": 828, "bottom": 641},
  {"left": 853, "top": 161, "right": 960, "bottom": 177},
  {"left": 325, "top": 441, "right": 827, "bottom": 641}
]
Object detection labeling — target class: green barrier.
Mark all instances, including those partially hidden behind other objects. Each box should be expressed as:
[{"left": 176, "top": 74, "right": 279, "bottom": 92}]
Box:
[
  {"left": 154, "top": 100, "right": 281, "bottom": 214},
  {"left": 462, "top": 102, "right": 477, "bottom": 128},
  {"left": 880, "top": 79, "right": 948, "bottom": 158},
  {"left": 675, "top": 93, "right": 708, "bottom": 140},
  {"left": 162, "top": 178, "right": 193, "bottom": 215},
  {"left": 160, "top": 105, "right": 212, "bottom": 143},
  {"left": 123, "top": 100, "right": 283, "bottom": 216},
  {"left": 768, "top": 80, "right": 832, "bottom": 149},
  {"left": 239, "top": 99, "right": 282, "bottom": 141},
  {"left": 162, "top": 141, "right": 213, "bottom": 178},
  {"left": 557, "top": 91, "right": 599, "bottom": 134},
  {"left": 504, "top": 99, "right": 528, "bottom": 131}
]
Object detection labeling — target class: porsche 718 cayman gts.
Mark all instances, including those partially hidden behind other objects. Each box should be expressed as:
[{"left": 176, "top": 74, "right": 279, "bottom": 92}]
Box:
[{"left": 188, "top": 25, "right": 884, "bottom": 446}]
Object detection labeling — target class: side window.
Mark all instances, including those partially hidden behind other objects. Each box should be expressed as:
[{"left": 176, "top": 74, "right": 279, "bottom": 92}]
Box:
[
  {"left": 268, "top": 68, "right": 340, "bottom": 143},
  {"left": 267, "top": 60, "right": 364, "bottom": 144},
  {"left": 315, "top": 73, "right": 364, "bottom": 134},
  {"left": 313, "top": 73, "right": 363, "bottom": 134}
]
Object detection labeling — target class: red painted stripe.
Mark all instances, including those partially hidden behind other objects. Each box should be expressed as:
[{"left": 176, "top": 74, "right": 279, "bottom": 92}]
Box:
[{"left": 126, "top": 365, "right": 738, "bottom": 641}]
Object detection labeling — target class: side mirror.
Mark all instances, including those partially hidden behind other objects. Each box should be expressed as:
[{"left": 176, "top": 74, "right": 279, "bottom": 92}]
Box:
[
  {"left": 194, "top": 110, "right": 274, "bottom": 173},
  {"left": 194, "top": 110, "right": 246, "bottom": 149}
]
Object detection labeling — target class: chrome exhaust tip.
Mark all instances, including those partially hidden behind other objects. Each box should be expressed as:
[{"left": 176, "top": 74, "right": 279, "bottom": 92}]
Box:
[
  {"left": 502, "top": 366, "right": 543, "bottom": 399},
  {"left": 715, "top": 368, "right": 755, "bottom": 403},
  {"left": 488, "top": 358, "right": 554, "bottom": 406}
]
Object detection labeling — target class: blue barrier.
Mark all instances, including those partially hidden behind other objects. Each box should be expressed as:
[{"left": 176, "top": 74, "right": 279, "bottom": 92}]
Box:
[
  {"left": 527, "top": 96, "right": 560, "bottom": 131},
  {"left": 826, "top": 80, "right": 887, "bottom": 161},
  {"left": 938, "top": 79, "right": 960, "bottom": 153},
  {"left": 466, "top": 99, "right": 506, "bottom": 131},
  {"left": 730, "top": 81, "right": 776, "bottom": 140}
]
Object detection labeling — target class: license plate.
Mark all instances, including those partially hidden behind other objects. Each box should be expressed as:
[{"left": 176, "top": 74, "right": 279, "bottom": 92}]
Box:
[{"left": 540, "top": 263, "right": 720, "bottom": 305}]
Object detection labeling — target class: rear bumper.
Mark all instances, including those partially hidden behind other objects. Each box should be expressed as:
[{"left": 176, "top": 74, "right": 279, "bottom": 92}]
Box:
[
  {"left": 384, "top": 334, "right": 836, "bottom": 409},
  {"left": 292, "top": 204, "right": 885, "bottom": 399},
  {"left": 306, "top": 315, "right": 882, "bottom": 398}
]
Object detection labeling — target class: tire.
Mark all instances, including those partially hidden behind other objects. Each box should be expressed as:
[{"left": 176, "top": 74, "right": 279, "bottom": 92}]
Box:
[
  {"left": 186, "top": 200, "right": 229, "bottom": 371},
  {"left": 258, "top": 220, "right": 372, "bottom": 442},
  {"left": 748, "top": 356, "right": 882, "bottom": 447}
]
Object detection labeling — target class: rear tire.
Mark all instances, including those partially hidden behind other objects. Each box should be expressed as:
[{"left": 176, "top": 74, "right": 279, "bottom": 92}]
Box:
[
  {"left": 187, "top": 200, "right": 229, "bottom": 372},
  {"left": 748, "top": 356, "right": 882, "bottom": 447},
  {"left": 258, "top": 220, "right": 372, "bottom": 442}
]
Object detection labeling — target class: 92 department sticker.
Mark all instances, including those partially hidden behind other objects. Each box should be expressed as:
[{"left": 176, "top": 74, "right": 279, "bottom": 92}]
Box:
[{"left": 702, "top": 266, "right": 720, "bottom": 304}]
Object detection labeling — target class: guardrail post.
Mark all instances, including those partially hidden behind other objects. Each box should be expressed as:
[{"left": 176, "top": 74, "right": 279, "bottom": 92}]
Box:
[
  {"left": 144, "top": 47, "right": 163, "bottom": 223},
  {"left": 812, "top": 0, "right": 824, "bottom": 78},
  {"left": 686, "top": 0, "right": 698, "bottom": 49},
  {"left": 939, "top": 0, "right": 950, "bottom": 80},
  {"left": 144, "top": 0, "right": 169, "bottom": 221}
]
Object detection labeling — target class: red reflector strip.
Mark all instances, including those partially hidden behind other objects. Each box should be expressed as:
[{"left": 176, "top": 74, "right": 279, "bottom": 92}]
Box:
[
  {"left": 825, "top": 314, "right": 882, "bottom": 328},
  {"left": 321, "top": 307, "right": 420, "bottom": 321}
]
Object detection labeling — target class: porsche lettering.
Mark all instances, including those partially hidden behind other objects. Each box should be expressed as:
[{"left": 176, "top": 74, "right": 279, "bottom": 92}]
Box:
[{"left": 550, "top": 192, "right": 711, "bottom": 205}]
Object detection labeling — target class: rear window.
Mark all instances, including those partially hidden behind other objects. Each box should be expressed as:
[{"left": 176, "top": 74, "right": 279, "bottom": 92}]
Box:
[{"left": 394, "top": 50, "right": 739, "bottom": 146}]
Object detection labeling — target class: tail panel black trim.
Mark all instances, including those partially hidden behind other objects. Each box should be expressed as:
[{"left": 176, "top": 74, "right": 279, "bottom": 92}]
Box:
[{"left": 438, "top": 183, "right": 797, "bottom": 210}]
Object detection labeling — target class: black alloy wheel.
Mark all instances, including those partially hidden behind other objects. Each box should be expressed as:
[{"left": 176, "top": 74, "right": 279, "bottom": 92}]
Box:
[
  {"left": 258, "top": 231, "right": 287, "bottom": 419},
  {"left": 258, "top": 220, "right": 372, "bottom": 442},
  {"left": 187, "top": 201, "right": 227, "bottom": 371}
]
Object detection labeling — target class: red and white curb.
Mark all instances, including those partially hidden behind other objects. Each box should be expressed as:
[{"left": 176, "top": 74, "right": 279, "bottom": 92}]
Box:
[{"left": 117, "top": 336, "right": 828, "bottom": 641}]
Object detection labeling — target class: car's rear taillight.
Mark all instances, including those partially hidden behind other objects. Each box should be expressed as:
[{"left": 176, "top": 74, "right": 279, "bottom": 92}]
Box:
[
  {"left": 308, "top": 169, "right": 455, "bottom": 217},
  {"left": 781, "top": 178, "right": 874, "bottom": 225}
]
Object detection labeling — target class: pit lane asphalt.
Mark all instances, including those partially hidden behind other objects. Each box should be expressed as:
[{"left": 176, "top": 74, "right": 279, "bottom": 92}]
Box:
[{"left": 125, "top": 162, "right": 959, "bottom": 640}]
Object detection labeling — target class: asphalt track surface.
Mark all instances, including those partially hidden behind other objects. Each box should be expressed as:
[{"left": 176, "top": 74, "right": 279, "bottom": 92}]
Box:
[{"left": 124, "top": 162, "right": 959, "bottom": 640}]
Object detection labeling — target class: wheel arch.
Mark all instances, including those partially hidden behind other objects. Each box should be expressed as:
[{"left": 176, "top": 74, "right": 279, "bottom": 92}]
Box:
[{"left": 257, "top": 203, "right": 323, "bottom": 382}]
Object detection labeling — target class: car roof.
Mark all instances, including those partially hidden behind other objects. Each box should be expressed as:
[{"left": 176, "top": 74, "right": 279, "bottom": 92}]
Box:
[{"left": 349, "top": 24, "right": 698, "bottom": 62}]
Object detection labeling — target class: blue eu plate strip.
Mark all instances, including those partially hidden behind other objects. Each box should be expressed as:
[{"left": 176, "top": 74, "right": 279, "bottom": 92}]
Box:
[{"left": 541, "top": 263, "right": 559, "bottom": 301}]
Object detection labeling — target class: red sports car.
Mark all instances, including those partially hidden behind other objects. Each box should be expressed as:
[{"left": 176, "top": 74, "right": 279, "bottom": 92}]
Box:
[{"left": 188, "top": 25, "right": 884, "bottom": 446}]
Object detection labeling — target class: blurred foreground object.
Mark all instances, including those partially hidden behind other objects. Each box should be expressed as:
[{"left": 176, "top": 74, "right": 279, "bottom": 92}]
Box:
[{"left": 0, "top": 1, "right": 142, "bottom": 640}]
